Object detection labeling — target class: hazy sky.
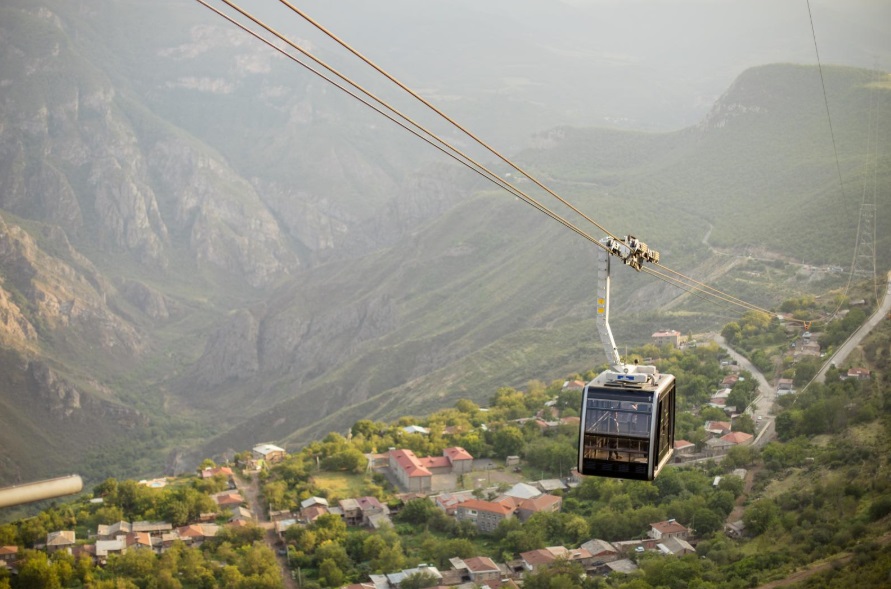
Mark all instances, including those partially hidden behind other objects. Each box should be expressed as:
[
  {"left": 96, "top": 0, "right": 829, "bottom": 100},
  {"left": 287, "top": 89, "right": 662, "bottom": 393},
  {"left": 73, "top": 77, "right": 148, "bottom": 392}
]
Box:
[{"left": 203, "top": 0, "right": 891, "bottom": 140}]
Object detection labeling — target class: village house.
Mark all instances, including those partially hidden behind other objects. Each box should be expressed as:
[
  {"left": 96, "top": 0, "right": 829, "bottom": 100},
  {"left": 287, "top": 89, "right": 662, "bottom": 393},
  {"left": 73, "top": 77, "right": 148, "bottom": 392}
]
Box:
[
  {"left": 536, "top": 479, "right": 568, "bottom": 494},
  {"left": 131, "top": 521, "right": 173, "bottom": 535},
  {"left": 95, "top": 540, "right": 125, "bottom": 563},
  {"left": 845, "top": 367, "right": 871, "bottom": 380},
  {"left": 563, "top": 379, "right": 586, "bottom": 391},
  {"left": 431, "top": 490, "right": 476, "bottom": 515},
  {"left": 519, "top": 546, "right": 594, "bottom": 572},
  {"left": 402, "top": 425, "right": 429, "bottom": 435},
  {"left": 601, "top": 559, "right": 639, "bottom": 575},
  {"left": 721, "top": 374, "right": 739, "bottom": 387},
  {"left": 300, "top": 504, "right": 329, "bottom": 523},
  {"left": 455, "top": 499, "right": 515, "bottom": 533},
  {"left": 175, "top": 523, "right": 219, "bottom": 547},
  {"left": 46, "top": 531, "right": 75, "bottom": 554},
  {"left": 125, "top": 532, "right": 155, "bottom": 552},
  {"left": 228, "top": 506, "right": 254, "bottom": 523},
  {"left": 339, "top": 498, "right": 362, "bottom": 526},
  {"left": 651, "top": 330, "right": 682, "bottom": 348},
  {"left": 0, "top": 546, "right": 18, "bottom": 567},
  {"left": 213, "top": 491, "right": 245, "bottom": 508},
  {"left": 449, "top": 556, "right": 502, "bottom": 584},
  {"left": 656, "top": 536, "right": 696, "bottom": 556},
  {"left": 503, "top": 482, "right": 541, "bottom": 500},
  {"left": 648, "top": 519, "right": 690, "bottom": 541},
  {"left": 387, "top": 447, "right": 474, "bottom": 492},
  {"left": 579, "top": 539, "right": 619, "bottom": 566},
  {"left": 704, "top": 421, "right": 732, "bottom": 436},
  {"left": 673, "top": 439, "right": 696, "bottom": 457},
  {"left": 274, "top": 518, "right": 298, "bottom": 540},
  {"left": 369, "top": 564, "right": 443, "bottom": 589},
  {"left": 252, "top": 443, "right": 286, "bottom": 464},
  {"left": 721, "top": 431, "right": 754, "bottom": 446},
  {"left": 705, "top": 437, "right": 736, "bottom": 456},
  {"left": 97, "top": 521, "right": 131, "bottom": 541},
  {"left": 516, "top": 494, "right": 563, "bottom": 522},
  {"left": 357, "top": 496, "right": 387, "bottom": 525},
  {"left": 199, "top": 466, "right": 234, "bottom": 479}
]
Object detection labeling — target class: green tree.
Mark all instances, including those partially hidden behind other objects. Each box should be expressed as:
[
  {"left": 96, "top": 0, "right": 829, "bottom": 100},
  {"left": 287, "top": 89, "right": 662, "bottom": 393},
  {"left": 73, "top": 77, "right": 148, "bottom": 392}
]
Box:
[
  {"left": 492, "top": 426, "right": 525, "bottom": 458},
  {"left": 400, "top": 571, "right": 441, "bottom": 589},
  {"left": 318, "top": 558, "right": 344, "bottom": 588},
  {"left": 16, "top": 551, "right": 61, "bottom": 589},
  {"left": 743, "top": 499, "right": 779, "bottom": 535}
]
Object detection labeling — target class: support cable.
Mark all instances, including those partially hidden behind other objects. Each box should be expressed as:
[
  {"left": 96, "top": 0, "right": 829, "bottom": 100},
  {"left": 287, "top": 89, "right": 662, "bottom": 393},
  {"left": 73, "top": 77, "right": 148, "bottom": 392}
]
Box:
[{"left": 195, "top": 0, "right": 813, "bottom": 327}]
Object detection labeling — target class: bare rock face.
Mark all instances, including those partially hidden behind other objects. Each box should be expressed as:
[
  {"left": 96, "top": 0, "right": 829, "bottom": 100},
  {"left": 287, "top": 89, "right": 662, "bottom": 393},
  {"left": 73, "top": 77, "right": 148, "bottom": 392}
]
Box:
[
  {"left": 24, "top": 358, "right": 146, "bottom": 427},
  {"left": 26, "top": 360, "right": 81, "bottom": 418},
  {"left": 0, "top": 215, "right": 143, "bottom": 355},
  {"left": 194, "top": 309, "right": 261, "bottom": 386},
  {"left": 120, "top": 280, "right": 170, "bottom": 321},
  {"left": 148, "top": 139, "right": 296, "bottom": 288}
]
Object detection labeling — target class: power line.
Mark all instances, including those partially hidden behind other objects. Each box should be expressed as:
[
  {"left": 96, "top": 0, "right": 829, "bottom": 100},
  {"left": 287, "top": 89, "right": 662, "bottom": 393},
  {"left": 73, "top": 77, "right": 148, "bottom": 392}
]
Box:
[
  {"left": 195, "top": 0, "right": 812, "bottom": 327},
  {"left": 806, "top": 0, "right": 848, "bottom": 205}
]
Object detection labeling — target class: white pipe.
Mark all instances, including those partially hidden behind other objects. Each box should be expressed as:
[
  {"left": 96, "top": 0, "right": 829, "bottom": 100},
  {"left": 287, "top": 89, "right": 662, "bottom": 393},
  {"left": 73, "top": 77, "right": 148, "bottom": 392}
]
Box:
[{"left": 0, "top": 475, "right": 84, "bottom": 509}]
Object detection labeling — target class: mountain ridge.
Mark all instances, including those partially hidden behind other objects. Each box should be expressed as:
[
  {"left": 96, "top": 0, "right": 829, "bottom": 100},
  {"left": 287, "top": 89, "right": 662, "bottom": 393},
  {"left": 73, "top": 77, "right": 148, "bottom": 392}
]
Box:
[{"left": 0, "top": 0, "right": 889, "bottom": 484}]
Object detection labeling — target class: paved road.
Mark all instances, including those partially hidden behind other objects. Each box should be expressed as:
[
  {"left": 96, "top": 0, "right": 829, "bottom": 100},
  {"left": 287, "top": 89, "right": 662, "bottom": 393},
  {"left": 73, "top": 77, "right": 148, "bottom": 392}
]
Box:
[
  {"left": 815, "top": 273, "right": 891, "bottom": 383},
  {"left": 711, "top": 334, "right": 775, "bottom": 446}
]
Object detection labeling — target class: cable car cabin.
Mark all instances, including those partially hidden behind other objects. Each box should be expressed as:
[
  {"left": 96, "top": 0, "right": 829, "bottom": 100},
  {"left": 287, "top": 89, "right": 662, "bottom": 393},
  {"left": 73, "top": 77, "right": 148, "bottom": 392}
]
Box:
[{"left": 578, "top": 366, "right": 675, "bottom": 481}]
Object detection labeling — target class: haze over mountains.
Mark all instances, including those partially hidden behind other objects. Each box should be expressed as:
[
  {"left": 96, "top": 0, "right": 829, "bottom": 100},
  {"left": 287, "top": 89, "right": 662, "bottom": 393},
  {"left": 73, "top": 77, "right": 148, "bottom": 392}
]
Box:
[{"left": 0, "top": 0, "right": 889, "bottom": 486}]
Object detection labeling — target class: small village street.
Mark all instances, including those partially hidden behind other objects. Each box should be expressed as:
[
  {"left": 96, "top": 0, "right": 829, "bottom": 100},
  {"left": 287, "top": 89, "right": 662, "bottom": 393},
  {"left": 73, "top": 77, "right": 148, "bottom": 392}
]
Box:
[{"left": 239, "top": 472, "right": 299, "bottom": 589}]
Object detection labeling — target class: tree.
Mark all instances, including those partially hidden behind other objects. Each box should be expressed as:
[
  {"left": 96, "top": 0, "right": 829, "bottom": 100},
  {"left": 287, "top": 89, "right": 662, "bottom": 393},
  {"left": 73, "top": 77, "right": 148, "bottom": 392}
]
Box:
[
  {"left": 492, "top": 426, "right": 525, "bottom": 458},
  {"left": 398, "top": 499, "right": 441, "bottom": 525},
  {"left": 319, "top": 558, "right": 344, "bottom": 588},
  {"left": 522, "top": 559, "right": 586, "bottom": 589},
  {"left": 721, "top": 322, "right": 741, "bottom": 343},
  {"left": 400, "top": 571, "right": 440, "bottom": 589},
  {"left": 312, "top": 513, "right": 348, "bottom": 544},
  {"left": 16, "top": 551, "right": 61, "bottom": 589},
  {"left": 733, "top": 414, "right": 755, "bottom": 434},
  {"left": 743, "top": 499, "right": 779, "bottom": 535}
]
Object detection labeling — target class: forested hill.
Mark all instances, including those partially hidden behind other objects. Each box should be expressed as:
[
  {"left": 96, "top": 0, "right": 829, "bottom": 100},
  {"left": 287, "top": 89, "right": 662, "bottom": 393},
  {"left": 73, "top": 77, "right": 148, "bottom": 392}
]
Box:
[{"left": 0, "top": 0, "right": 889, "bottom": 488}]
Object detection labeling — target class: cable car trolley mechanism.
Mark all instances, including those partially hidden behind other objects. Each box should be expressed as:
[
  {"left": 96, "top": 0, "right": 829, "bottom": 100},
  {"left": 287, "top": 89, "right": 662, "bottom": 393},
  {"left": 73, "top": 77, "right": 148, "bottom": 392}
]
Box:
[{"left": 578, "top": 236, "right": 676, "bottom": 481}]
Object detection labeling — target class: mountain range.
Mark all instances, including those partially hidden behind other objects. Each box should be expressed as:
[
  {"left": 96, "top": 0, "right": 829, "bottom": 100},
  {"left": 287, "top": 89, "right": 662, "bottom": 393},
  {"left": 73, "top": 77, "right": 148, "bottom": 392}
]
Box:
[{"left": 0, "top": 0, "right": 889, "bottom": 486}]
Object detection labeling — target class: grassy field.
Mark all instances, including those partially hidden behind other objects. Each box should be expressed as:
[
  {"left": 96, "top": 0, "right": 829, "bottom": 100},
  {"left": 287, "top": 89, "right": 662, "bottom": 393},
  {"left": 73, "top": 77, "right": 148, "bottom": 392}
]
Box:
[{"left": 311, "top": 472, "right": 371, "bottom": 501}]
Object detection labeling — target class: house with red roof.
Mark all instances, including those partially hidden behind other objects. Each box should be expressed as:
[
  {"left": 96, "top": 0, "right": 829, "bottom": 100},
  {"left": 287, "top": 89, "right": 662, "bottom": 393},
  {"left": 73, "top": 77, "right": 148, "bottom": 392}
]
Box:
[
  {"left": 517, "top": 494, "right": 563, "bottom": 522},
  {"left": 455, "top": 499, "right": 515, "bottom": 533},
  {"left": 213, "top": 491, "right": 244, "bottom": 507},
  {"left": 0, "top": 546, "right": 18, "bottom": 566},
  {"left": 442, "top": 447, "right": 474, "bottom": 474},
  {"left": 673, "top": 440, "right": 696, "bottom": 455},
  {"left": 199, "top": 466, "right": 234, "bottom": 479},
  {"left": 721, "top": 431, "right": 753, "bottom": 446},
  {"left": 388, "top": 449, "right": 433, "bottom": 492},
  {"left": 652, "top": 330, "right": 682, "bottom": 348},
  {"left": 388, "top": 447, "right": 475, "bottom": 491}
]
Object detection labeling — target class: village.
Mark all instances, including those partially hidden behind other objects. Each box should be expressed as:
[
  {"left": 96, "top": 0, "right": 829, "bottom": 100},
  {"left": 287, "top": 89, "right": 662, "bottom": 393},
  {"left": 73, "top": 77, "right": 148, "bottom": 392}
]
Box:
[{"left": 1, "top": 327, "right": 876, "bottom": 589}]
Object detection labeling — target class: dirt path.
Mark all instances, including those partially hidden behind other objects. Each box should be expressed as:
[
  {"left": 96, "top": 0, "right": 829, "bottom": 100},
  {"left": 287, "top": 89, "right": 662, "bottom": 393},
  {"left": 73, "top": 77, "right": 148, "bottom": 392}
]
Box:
[
  {"left": 726, "top": 465, "right": 759, "bottom": 524},
  {"left": 239, "top": 472, "right": 298, "bottom": 589},
  {"left": 754, "top": 531, "right": 891, "bottom": 588}
]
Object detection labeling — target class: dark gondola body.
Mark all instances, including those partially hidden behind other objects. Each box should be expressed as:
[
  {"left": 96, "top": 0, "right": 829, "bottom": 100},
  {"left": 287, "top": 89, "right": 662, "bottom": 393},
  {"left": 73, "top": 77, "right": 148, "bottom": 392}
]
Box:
[{"left": 578, "top": 367, "right": 676, "bottom": 481}]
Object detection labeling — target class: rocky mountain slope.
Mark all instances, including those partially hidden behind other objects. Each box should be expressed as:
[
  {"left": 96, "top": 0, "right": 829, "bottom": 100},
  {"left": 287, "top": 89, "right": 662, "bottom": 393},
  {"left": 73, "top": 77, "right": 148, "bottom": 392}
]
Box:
[{"left": 1, "top": 0, "right": 889, "bottom": 485}]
